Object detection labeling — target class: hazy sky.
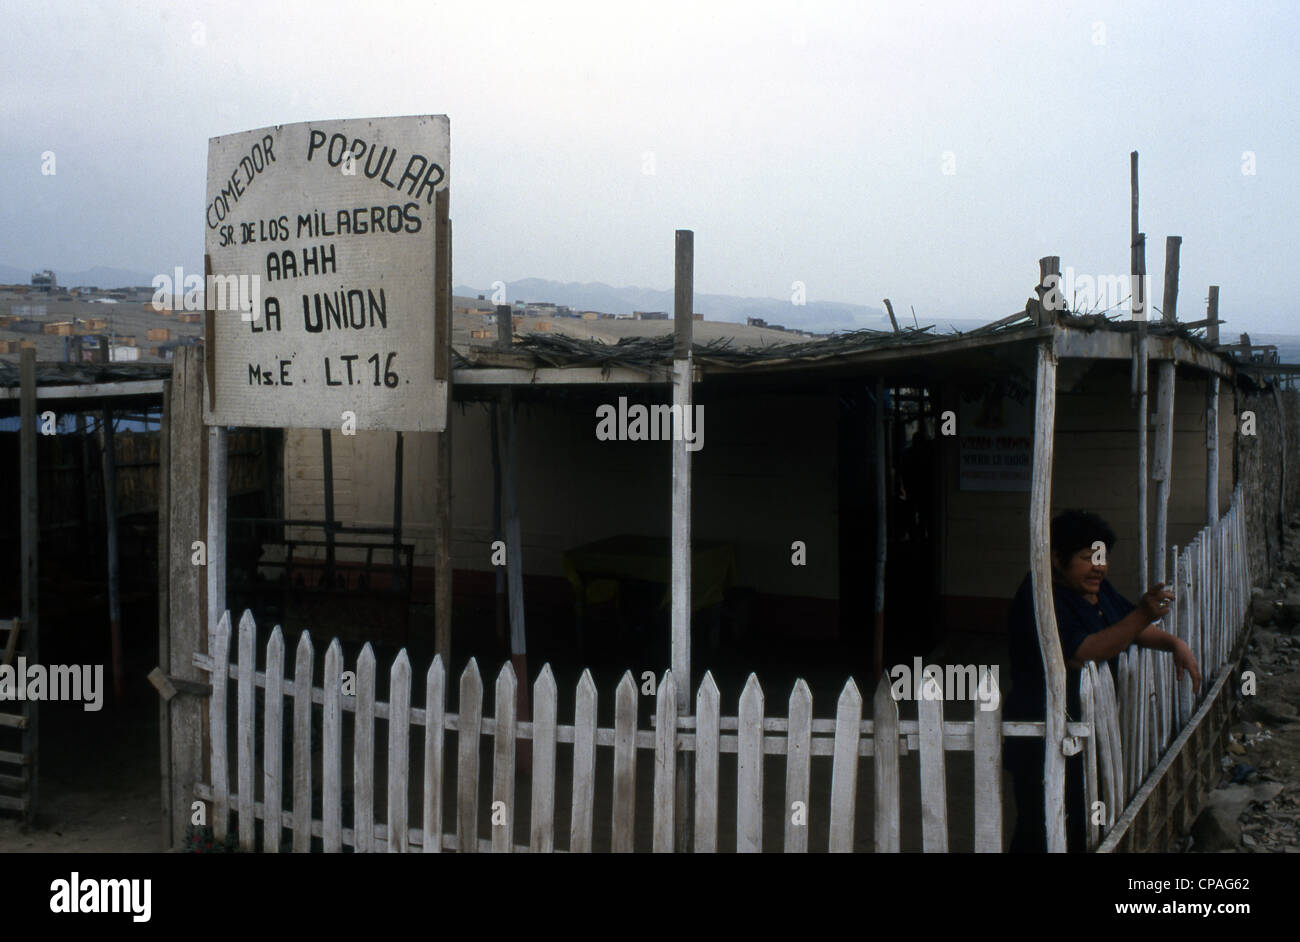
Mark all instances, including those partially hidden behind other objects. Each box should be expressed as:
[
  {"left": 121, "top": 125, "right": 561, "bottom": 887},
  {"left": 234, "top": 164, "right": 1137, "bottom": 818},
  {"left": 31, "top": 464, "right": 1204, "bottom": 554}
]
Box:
[{"left": 2, "top": 0, "right": 1297, "bottom": 331}]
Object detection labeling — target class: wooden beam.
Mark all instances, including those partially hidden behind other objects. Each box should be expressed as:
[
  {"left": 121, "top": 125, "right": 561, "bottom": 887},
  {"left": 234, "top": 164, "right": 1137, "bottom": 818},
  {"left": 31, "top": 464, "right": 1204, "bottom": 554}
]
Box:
[
  {"left": 453, "top": 365, "right": 691, "bottom": 385},
  {"left": 0, "top": 379, "right": 166, "bottom": 400},
  {"left": 1029, "top": 341, "right": 1068, "bottom": 852},
  {"left": 672, "top": 228, "right": 694, "bottom": 851},
  {"left": 19, "top": 347, "right": 39, "bottom": 822}
]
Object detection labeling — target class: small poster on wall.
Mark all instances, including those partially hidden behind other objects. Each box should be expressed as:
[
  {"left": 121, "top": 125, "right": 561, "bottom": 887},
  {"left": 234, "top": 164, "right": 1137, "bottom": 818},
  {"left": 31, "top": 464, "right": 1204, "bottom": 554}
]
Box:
[{"left": 957, "top": 378, "right": 1033, "bottom": 491}]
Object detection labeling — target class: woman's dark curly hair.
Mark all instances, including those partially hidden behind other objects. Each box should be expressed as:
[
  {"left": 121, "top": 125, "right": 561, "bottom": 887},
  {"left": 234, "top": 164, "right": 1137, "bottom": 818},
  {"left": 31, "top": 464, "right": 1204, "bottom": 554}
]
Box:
[{"left": 1050, "top": 510, "right": 1116, "bottom": 563}]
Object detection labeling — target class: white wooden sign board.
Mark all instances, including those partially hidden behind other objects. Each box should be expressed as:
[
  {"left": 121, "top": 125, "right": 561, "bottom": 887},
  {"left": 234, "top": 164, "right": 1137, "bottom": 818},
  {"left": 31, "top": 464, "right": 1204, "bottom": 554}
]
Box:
[{"left": 203, "top": 115, "right": 449, "bottom": 431}]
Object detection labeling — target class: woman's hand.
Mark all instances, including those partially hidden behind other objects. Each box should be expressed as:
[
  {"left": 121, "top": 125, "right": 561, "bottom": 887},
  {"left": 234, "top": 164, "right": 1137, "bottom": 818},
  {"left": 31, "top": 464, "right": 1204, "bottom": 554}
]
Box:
[
  {"left": 1137, "top": 582, "right": 1175, "bottom": 622},
  {"left": 1172, "top": 639, "right": 1202, "bottom": 694}
]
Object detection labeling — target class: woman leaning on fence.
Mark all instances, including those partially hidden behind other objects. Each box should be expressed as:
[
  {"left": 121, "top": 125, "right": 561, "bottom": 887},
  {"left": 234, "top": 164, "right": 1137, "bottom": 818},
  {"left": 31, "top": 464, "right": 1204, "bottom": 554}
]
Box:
[{"left": 1003, "top": 510, "right": 1202, "bottom": 852}]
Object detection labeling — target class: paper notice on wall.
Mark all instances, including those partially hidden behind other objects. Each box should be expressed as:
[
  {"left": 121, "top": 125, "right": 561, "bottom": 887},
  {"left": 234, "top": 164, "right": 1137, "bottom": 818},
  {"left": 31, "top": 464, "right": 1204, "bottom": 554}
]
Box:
[{"left": 958, "top": 382, "right": 1033, "bottom": 491}]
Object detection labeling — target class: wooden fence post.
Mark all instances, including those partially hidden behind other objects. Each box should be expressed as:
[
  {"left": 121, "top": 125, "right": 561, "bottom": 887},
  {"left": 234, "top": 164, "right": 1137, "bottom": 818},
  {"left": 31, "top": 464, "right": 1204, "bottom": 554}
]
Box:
[
  {"left": 1030, "top": 339, "right": 1068, "bottom": 852},
  {"left": 163, "top": 345, "right": 208, "bottom": 848}
]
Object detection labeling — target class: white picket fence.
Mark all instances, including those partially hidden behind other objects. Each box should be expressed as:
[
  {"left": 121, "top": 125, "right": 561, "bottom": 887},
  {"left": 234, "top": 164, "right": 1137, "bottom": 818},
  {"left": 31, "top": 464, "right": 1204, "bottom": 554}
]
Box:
[
  {"left": 1081, "top": 485, "right": 1250, "bottom": 847},
  {"left": 193, "top": 611, "right": 1076, "bottom": 852}
]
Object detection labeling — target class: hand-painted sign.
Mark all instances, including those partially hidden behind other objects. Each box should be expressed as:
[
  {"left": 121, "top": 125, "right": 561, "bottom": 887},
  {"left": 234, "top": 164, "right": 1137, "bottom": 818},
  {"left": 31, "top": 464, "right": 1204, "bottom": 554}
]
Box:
[{"left": 203, "top": 115, "right": 448, "bottom": 431}]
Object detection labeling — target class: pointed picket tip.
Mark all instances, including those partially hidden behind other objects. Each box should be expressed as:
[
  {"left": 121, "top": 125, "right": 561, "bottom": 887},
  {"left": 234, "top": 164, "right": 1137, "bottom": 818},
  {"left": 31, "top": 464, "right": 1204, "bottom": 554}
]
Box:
[
  {"left": 325, "top": 636, "right": 342, "bottom": 662},
  {"left": 391, "top": 648, "right": 412, "bottom": 680},
  {"left": 211, "top": 609, "right": 231, "bottom": 646},
  {"left": 576, "top": 668, "right": 596, "bottom": 702},
  {"left": 658, "top": 669, "right": 676, "bottom": 699},
  {"left": 358, "top": 642, "right": 376, "bottom": 668},
  {"left": 461, "top": 656, "right": 482, "bottom": 684},
  {"left": 788, "top": 677, "right": 812, "bottom": 710},
  {"left": 739, "top": 672, "right": 764, "bottom": 709},
  {"left": 495, "top": 663, "right": 518, "bottom": 712},
  {"left": 615, "top": 670, "right": 637, "bottom": 700},
  {"left": 839, "top": 676, "right": 863, "bottom": 705},
  {"left": 267, "top": 624, "right": 285, "bottom": 652},
  {"left": 295, "top": 629, "right": 313, "bottom": 657},
  {"left": 426, "top": 653, "right": 445, "bottom": 687},
  {"left": 534, "top": 663, "right": 557, "bottom": 698},
  {"left": 238, "top": 608, "right": 257, "bottom": 634}
]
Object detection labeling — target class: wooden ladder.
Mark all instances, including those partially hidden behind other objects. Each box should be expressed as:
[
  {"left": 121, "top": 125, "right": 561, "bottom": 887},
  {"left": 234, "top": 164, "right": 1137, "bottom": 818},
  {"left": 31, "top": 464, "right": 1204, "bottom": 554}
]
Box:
[{"left": 0, "top": 618, "right": 32, "bottom": 815}]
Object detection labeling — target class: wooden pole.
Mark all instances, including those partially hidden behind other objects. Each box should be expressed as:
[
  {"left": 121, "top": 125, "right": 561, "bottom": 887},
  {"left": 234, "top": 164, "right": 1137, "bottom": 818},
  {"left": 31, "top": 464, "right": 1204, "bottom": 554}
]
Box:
[
  {"left": 672, "top": 228, "right": 694, "bottom": 851},
  {"left": 495, "top": 303, "right": 530, "bottom": 769},
  {"left": 100, "top": 407, "right": 125, "bottom": 704},
  {"left": 19, "top": 347, "right": 39, "bottom": 822},
  {"left": 872, "top": 377, "right": 887, "bottom": 682},
  {"left": 1154, "top": 237, "right": 1181, "bottom": 585},
  {"left": 166, "top": 345, "right": 207, "bottom": 848},
  {"left": 392, "top": 432, "right": 404, "bottom": 593},
  {"left": 157, "top": 375, "right": 172, "bottom": 846},
  {"left": 433, "top": 188, "right": 452, "bottom": 666},
  {"left": 1135, "top": 231, "right": 1150, "bottom": 590},
  {"left": 1163, "top": 237, "right": 1182, "bottom": 325},
  {"left": 1029, "top": 340, "right": 1068, "bottom": 852},
  {"left": 489, "top": 391, "right": 506, "bottom": 648},
  {"left": 1036, "top": 257, "right": 1061, "bottom": 324},
  {"left": 1206, "top": 288, "right": 1220, "bottom": 524},
  {"left": 882, "top": 299, "right": 900, "bottom": 333},
  {"left": 320, "top": 429, "right": 335, "bottom": 584},
  {"left": 207, "top": 425, "right": 228, "bottom": 646}
]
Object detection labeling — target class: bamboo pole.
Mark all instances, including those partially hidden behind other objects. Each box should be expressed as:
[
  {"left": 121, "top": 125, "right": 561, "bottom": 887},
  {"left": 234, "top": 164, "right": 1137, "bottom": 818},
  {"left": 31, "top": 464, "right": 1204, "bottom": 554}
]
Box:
[{"left": 1029, "top": 339, "right": 1068, "bottom": 852}]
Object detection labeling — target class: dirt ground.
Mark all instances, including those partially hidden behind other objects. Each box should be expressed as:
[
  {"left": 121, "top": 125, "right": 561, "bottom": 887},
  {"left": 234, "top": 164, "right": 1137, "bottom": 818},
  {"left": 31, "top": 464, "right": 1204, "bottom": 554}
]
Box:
[{"left": 0, "top": 677, "right": 162, "bottom": 853}]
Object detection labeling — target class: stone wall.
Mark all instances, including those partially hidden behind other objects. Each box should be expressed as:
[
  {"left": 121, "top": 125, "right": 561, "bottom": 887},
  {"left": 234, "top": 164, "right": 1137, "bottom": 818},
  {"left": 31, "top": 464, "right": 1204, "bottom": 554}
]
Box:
[{"left": 1236, "top": 382, "right": 1300, "bottom": 584}]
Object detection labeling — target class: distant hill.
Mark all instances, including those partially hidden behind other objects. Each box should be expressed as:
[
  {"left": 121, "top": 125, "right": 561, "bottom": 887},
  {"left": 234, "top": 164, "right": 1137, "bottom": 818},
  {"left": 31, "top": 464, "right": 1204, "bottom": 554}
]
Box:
[{"left": 454, "top": 277, "right": 900, "bottom": 333}]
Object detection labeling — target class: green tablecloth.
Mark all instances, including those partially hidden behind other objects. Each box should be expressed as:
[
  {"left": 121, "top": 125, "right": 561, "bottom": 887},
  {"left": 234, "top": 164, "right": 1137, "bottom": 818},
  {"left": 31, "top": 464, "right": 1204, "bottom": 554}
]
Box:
[{"left": 562, "top": 535, "right": 736, "bottom": 614}]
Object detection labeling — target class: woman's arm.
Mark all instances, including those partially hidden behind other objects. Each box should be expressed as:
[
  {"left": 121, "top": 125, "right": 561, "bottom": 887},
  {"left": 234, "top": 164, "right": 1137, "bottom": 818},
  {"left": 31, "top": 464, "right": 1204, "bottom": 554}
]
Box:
[
  {"left": 1136, "top": 624, "right": 1203, "bottom": 693},
  {"left": 1064, "top": 582, "right": 1173, "bottom": 668},
  {"left": 1065, "top": 608, "right": 1152, "bottom": 667}
]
